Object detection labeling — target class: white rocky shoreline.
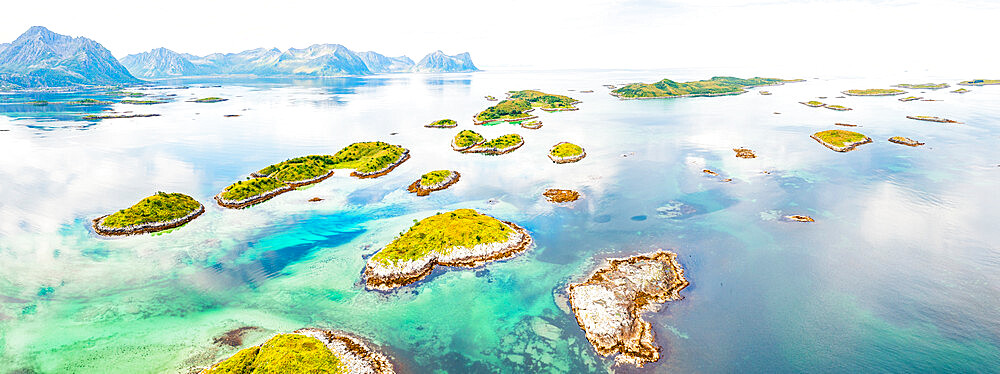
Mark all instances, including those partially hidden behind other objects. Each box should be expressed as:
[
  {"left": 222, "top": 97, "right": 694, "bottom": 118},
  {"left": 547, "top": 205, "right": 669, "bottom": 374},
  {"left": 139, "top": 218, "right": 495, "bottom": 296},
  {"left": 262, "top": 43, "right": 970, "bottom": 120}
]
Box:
[
  {"left": 92, "top": 203, "right": 205, "bottom": 237},
  {"left": 363, "top": 220, "right": 533, "bottom": 291}
]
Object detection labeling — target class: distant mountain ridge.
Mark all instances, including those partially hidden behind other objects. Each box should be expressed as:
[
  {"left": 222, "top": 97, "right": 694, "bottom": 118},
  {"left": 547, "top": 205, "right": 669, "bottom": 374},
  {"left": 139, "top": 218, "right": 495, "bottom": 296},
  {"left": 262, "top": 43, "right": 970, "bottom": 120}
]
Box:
[
  {"left": 0, "top": 26, "right": 141, "bottom": 88},
  {"left": 121, "top": 46, "right": 478, "bottom": 78}
]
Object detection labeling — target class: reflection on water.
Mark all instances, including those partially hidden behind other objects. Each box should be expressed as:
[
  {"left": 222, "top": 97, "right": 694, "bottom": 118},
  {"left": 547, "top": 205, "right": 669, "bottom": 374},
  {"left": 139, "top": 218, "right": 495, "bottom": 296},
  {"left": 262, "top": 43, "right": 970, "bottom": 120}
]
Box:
[{"left": 1, "top": 70, "right": 999, "bottom": 373}]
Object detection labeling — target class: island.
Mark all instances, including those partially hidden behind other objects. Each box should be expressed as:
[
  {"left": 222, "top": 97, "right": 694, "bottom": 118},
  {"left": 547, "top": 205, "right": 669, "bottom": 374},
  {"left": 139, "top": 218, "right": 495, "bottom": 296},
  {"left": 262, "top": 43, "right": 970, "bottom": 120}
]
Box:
[
  {"left": 81, "top": 113, "right": 161, "bottom": 120},
  {"left": 485, "top": 95, "right": 498, "bottom": 101},
  {"left": 951, "top": 88, "right": 970, "bottom": 94},
  {"left": 800, "top": 100, "right": 825, "bottom": 107},
  {"left": 733, "top": 147, "right": 756, "bottom": 158},
  {"left": 520, "top": 120, "right": 543, "bottom": 129},
  {"left": 543, "top": 189, "right": 580, "bottom": 203},
  {"left": 29, "top": 100, "right": 48, "bottom": 106},
  {"left": 105, "top": 91, "right": 146, "bottom": 97},
  {"left": 119, "top": 99, "right": 168, "bottom": 105},
  {"left": 566, "top": 250, "right": 689, "bottom": 367},
  {"left": 474, "top": 90, "right": 579, "bottom": 124},
  {"left": 363, "top": 209, "right": 533, "bottom": 290},
  {"left": 841, "top": 88, "right": 906, "bottom": 96},
  {"left": 889, "top": 136, "right": 925, "bottom": 147},
  {"left": 68, "top": 98, "right": 112, "bottom": 105},
  {"left": 329, "top": 141, "right": 410, "bottom": 178},
  {"left": 200, "top": 329, "right": 395, "bottom": 374},
  {"left": 548, "top": 142, "right": 586, "bottom": 163},
  {"left": 93, "top": 192, "right": 204, "bottom": 236},
  {"left": 253, "top": 155, "right": 337, "bottom": 187},
  {"left": 610, "top": 76, "right": 801, "bottom": 99},
  {"left": 759, "top": 91, "right": 772, "bottom": 95},
  {"left": 462, "top": 133, "right": 524, "bottom": 155},
  {"left": 906, "top": 115, "right": 959, "bottom": 123},
  {"left": 957, "top": 79, "right": 1000, "bottom": 86},
  {"left": 898, "top": 96, "right": 922, "bottom": 102},
  {"left": 425, "top": 118, "right": 458, "bottom": 128},
  {"left": 784, "top": 215, "right": 815, "bottom": 222},
  {"left": 810, "top": 129, "right": 872, "bottom": 152},
  {"left": 825, "top": 104, "right": 852, "bottom": 111},
  {"left": 451, "top": 129, "right": 486, "bottom": 151},
  {"left": 893, "top": 83, "right": 949, "bottom": 89},
  {"left": 407, "top": 170, "right": 460, "bottom": 196},
  {"left": 190, "top": 97, "right": 228, "bottom": 103},
  {"left": 216, "top": 177, "right": 293, "bottom": 209}
]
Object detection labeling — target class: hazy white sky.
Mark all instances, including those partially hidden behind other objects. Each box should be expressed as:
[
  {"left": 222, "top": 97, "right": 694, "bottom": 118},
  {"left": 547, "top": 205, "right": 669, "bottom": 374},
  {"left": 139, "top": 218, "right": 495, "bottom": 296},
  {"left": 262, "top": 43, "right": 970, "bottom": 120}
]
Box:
[{"left": 2, "top": 0, "right": 998, "bottom": 74}]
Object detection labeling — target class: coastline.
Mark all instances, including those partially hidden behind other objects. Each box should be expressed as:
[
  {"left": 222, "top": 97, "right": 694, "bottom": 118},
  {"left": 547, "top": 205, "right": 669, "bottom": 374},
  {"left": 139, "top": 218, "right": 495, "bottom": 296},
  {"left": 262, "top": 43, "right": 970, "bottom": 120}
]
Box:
[
  {"left": 810, "top": 134, "right": 872, "bottom": 152},
  {"left": 363, "top": 220, "right": 533, "bottom": 291},
  {"left": 407, "top": 171, "right": 461, "bottom": 196},
  {"left": 93, "top": 203, "right": 205, "bottom": 237},
  {"left": 463, "top": 138, "right": 524, "bottom": 155},
  {"left": 293, "top": 328, "right": 396, "bottom": 374},
  {"left": 215, "top": 185, "right": 294, "bottom": 209},
  {"left": 350, "top": 150, "right": 411, "bottom": 179}
]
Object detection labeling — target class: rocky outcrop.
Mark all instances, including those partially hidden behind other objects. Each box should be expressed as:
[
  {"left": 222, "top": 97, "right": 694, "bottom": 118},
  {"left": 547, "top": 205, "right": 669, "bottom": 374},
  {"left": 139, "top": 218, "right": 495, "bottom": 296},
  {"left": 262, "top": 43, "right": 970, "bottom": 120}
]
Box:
[
  {"left": 733, "top": 148, "right": 756, "bottom": 159},
  {"left": 294, "top": 329, "right": 396, "bottom": 374},
  {"left": 567, "top": 250, "right": 689, "bottom": 367},
  {"left": 215, "top": 185, "right": 294, "bottom": 209},
  {"left": 783, "top": 215, "right": 815, "bottom": 222},
  {"left": 364, "top": 221, "right": 532, "bottom": 291},
  {"left": 406, "top": 171, "right": 460, "bottom": 196},
  {"left": 92, "top": 203, "right": 204, "bottom": 237},
  {"left": 0, "top": 26, "right": 142, "bottom": 88},
  {"left": 543, "top": 189, "right": 580, "bottom": 203}
]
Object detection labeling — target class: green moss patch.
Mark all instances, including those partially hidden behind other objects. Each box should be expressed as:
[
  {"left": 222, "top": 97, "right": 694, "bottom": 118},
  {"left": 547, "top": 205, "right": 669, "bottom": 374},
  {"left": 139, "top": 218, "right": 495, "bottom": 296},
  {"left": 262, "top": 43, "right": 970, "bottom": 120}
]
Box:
[
  {"left": 204, "top": 334, "right": 342, "bottom": 374},
  {"left": 101, "top": 192, "right": 201, "bottom": 228},
  {"left": 373, "top": 209, "right": 514, "bottom": 264},
  {"left": 221, "top": 177, "right": 287, "bottom": 201},
  {"left": 812, "top": 130, "right": 868, "bottom": 147},
  {"left": 329, "top": 142, "right": 407, "bottom": 174}
]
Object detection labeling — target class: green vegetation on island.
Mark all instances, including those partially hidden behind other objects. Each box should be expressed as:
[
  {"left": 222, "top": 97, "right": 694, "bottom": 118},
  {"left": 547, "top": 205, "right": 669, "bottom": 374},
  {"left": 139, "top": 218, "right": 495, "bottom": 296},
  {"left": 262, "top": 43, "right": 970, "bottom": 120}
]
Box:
[
  {"left": 256, "top": 155, "right": 336, "bottom": 183},
  {"left": 101, "top": 192, "right": 201, "bottom": 228},
  {"left": 120, "top": 99, "right": 168, "bottom": 105},
  {"left": 550, "top": 142, "right": 584, "bottom": 158},
  {"left": 507, "top": 90, "right": 579, "bottom": 110},
  {"left": 68, "top": 98, "right": 112, "bottom": 105},
  {"left": 474, "top": 90, "right": 579, "bottom": 123},
  {"left": 479, "top": 133, "right": 523, "bottom": 150},
  {"left": 825, "top": 104, "right": 852, "bottom": 111},
  {"left": 475, "top": 99, "right": 533, "bottom": 123},
  {"left": 842, "top": 88, "right": 906, "bottom": 96},
  {"left": 425, "top": 119, "right": 457, "bottom": 128},
  {"left": 453, "top": 129, "right": 485, "bottom": 149},
  {"left": 330, "top": 141, "right": 408, "bottom": 174},
  {"left": 203, "top": 334, "right": 342, "bottom": 374},
  {"left": 191, "top": 97, "right": 228, "bottom": 103},
  {"left": 801, "top": 100, "right": 825, "bottom": 107},
  {"left": 221, "top": 177, "right": 287, "bottom": 201},
  {"left": 957, "top": 79, "right": 1000, "bottom": 86},
  {"left": 105, "top": 91, "right": 146, "bottom": 97},
  {"left": 420, "top": 170, "right": 453, "bottom": 186},
  {"left": 894, "top": 83, "right": 949, "bottom": 89},
  {"left": 372, "top": 209, "right": 514, "bottom": 265},
  {"left": 611, "top": 76, "right": 798, "bottom": 99}
]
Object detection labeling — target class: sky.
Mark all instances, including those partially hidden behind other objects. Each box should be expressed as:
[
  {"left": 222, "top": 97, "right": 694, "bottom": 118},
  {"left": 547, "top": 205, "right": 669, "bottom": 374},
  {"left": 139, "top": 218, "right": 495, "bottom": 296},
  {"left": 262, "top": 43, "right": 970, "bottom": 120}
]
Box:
[{"left": 1, "top": 0, "right": 998, "bottom": 75}]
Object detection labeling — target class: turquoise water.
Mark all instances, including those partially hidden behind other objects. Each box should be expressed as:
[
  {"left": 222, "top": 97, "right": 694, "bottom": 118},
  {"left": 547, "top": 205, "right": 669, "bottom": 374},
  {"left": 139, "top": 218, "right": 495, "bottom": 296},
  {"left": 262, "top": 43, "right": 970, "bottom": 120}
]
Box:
[{"left": 1, "top": 70, "right": 998, "bottom": 373}]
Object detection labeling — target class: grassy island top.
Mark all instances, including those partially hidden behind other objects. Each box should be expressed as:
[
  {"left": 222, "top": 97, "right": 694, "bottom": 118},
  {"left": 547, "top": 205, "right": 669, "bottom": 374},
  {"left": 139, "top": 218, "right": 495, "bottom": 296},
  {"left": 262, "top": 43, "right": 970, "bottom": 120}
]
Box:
[
  {"left": 480, "top": 134, "right": 523, "bottom": 149},
  {"left": 105, "top": 91, "right": 146, "bottom": 97},
  {"left": 612, "top": 76, "right": 796, "bottom": 98},
  {"left": 204, "top": 334, "right": 342, "bottom": 374},
  {"left": 192, "top": 97, "right": 227, "bottom": 103},
  {"left": 221, "top": 177, "right": 286, "bottom": 201},
  {"left": 420, "top": 170, "right": 453, "bottom": 186},
  {"left": 894, "top": 83, "right": 949, "bottom": 89},
  {"left": 550, "top": 142, "right": 584, "bottom": 157},
  {"left": 69, "top": 98, "right": 112, "bottom": 105},
  {"left": 843, "top": 88, "right": 906, "bottom": 96},
  {"left": 257, "top": 155, "right": 336, "bottom": 182},
  {"left": 813, "top": 130, "right": 868, "bottom": 147},
  {"left": 426, "top": 119, "right": 457, "bottom": 128},
  {"left": 804, "top": 100, "right": 825, "bottom": 106},
  {"left": 102, "top": 192, "right": 200, "bottom": 228},
  {"left": 454, "top": 130, "right": 485, "bottom": 148},
  {"left": 958, "top": 79, "right": 1000, "bottom": 86},
  {"left": 475, "top": 99, "right": 533, "bottom": 122},
  {"left": 508, "top": 90, "right": 579, "bottom": 109},
  {"left": 330, "top": 141, "right": 406, "bottom": 173},
  {"left": 373, "top": 209, "right": 514, "bottom": 264}
]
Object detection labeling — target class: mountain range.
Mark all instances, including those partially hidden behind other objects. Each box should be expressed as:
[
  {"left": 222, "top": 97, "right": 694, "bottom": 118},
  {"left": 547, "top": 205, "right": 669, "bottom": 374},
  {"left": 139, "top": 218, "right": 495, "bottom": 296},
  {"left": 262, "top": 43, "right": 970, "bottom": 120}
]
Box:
[
  {"left": 0, "top": 26, "right": 479, "bottom": 88},
  {"left": 0, "top": 26, "right": 140, "bottom": 89}
]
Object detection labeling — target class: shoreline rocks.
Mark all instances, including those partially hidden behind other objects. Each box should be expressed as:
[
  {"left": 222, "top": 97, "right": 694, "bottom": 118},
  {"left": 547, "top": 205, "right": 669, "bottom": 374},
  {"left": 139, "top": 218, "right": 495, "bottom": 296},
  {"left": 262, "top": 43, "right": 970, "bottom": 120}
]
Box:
[
  {"left": 93, "top": 203, "right": 205, "bottom": 237},
  {"left": 406, "top": 171, "right": 460, "bottom": 196},
  {"left": 363, "top": 220, "right": 533, "bottom": 291},
  {"left": 566, "top": 250, "right": 689, "bottom": 367}
]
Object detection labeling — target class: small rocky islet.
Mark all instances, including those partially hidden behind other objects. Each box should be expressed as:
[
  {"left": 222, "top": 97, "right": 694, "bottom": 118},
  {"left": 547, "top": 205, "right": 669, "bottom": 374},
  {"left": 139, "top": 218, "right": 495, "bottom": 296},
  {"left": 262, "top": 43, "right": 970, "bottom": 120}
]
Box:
[
  {"left": 363, "top": 209, "right": 533, "bottom": 291},
  {"left": 93, "top": 191, "right": 204, "bottom": 237},
  {"left": 811, "top": 129, "right": 872, "bottom": 152},
  {"left": 407, "top": 170, "right": 460, "bottom": 196},
  {"left": 566, "top": 250, "right": 689, "bottom": 367},
  {"left": 200, "top": 329, "right": 395, "bottom": 374},
  {"left": 548, "top": 142, "right": 586, "bottom": 163},
  {"left": 424, "top": 118, "right": 457, "bottom": 128}
]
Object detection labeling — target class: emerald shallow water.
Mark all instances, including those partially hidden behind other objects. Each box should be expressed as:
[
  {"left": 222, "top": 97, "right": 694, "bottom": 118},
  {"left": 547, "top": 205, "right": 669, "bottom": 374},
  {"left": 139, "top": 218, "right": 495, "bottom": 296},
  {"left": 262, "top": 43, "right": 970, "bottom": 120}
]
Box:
[{"left": 1, "top": 70, "right": 999, "bottom": 373}]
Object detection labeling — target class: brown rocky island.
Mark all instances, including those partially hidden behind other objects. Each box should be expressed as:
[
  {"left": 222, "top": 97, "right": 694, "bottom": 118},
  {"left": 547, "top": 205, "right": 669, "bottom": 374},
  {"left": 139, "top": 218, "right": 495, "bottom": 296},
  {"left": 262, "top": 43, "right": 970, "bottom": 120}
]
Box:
[
  {"left": 567, "top": 250, "right": 689, "bottom": 367},
  {"left": 363, "top": 209, "right": 533, "bottom": 290}
]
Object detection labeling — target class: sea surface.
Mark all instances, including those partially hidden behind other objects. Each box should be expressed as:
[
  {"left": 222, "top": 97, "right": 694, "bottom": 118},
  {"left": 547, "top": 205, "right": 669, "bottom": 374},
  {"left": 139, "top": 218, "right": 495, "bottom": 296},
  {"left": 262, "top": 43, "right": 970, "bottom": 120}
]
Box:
[{"left": 0, "top": 69, "right": 998, "bottom": 373}]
